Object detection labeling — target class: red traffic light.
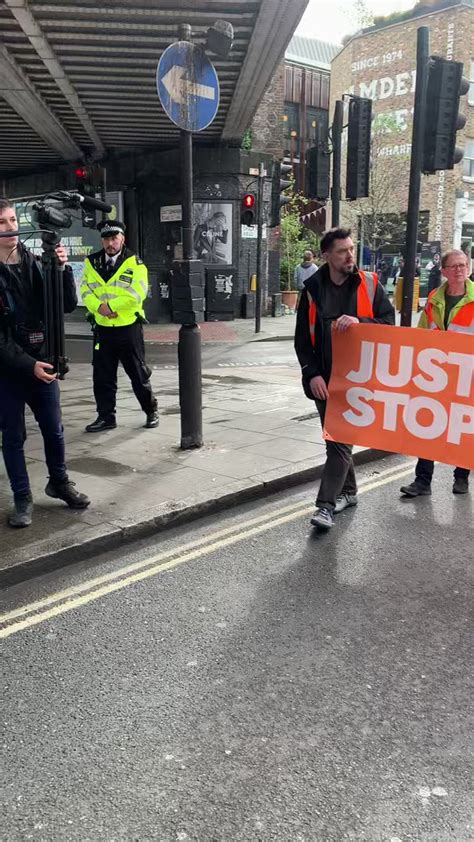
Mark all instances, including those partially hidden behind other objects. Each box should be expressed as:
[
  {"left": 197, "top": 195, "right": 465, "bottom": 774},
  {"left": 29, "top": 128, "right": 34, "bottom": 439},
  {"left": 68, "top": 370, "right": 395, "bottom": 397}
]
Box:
[
  {"left": 74, "top": 166, "right": 88, "bottom": 180},
  {"left": 241, "top": 192, "right": 256, "bottom": 226}
]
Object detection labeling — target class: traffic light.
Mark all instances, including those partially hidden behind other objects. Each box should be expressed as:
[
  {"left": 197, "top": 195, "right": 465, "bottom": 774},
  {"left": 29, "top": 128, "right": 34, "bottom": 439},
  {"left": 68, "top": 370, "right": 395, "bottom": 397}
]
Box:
[
  {"left": 346, "top": 96, "right": 372, "bottom": 199},
  {"left": 422, "top": 57, "right": 470, "bottom": 173},
  {"left": 306, "top": 144, "right": 330, "bottom": 200},
  {"left": 241, "top": 192, "right": 256, "bottom": 226},
  {"left": 74, "top": 165, "right": 94, "bottom": 197},
  {"left": 74, "top": 164, "right": 106, "bottom": 197},
  {"left": 270, "top": 161, "right": 292, "bottom": 227},
  {"left": 74, "top": 165, "right": 106, "bottom": 227}
]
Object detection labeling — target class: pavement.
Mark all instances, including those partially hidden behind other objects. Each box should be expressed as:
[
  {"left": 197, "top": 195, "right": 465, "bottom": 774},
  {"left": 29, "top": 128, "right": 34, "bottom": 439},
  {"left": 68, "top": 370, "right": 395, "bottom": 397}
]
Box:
[
  {"left": 0, "top": 314, "right": 384, "bottom": 584},
  {"left": 64, "top": 313, "right": 298, "bottom": 345},
  {"left": 2, "top": 457, "right": 472, "bottom": 840}
]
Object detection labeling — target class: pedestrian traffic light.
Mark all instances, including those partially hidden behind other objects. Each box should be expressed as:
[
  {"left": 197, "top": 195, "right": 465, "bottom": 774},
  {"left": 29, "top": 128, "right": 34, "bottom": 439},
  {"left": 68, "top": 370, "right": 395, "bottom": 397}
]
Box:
[
  {"left": 422, "top": 57, "right": 470, "bottom": 173},
  {"left": 270, "top": 161, "right": 292, "bottom": 227},
  {"left": 74, "top": 164, "right": 106, "bottom": 197},
  {"left": 74, "top": 164, "right": 107, "bottom": 227},
  {"left": 241, "top": 192, "right": 256, "bottom": 226},
  {"left": 306, "top": 144, "right": 330, "bottom": 200},
  {"left": 74, "top": 165, "right": 94, "bottom": 197},
  {"left": 346, "top": 96, "right": 372, "bottom": 200}
]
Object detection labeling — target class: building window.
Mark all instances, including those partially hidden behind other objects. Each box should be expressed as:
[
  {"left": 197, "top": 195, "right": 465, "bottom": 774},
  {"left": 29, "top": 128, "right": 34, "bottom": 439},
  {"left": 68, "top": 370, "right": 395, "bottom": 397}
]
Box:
[
  {"left": 292, "top": 67, "right": 302, "bottom": 101},
  {"left": 469, "top": 60, "right": 474, "bottom": 106},
  {"left": 283, "top": 102, "right": 300, "bottom": 157},
  {"left": 463, "top": 139, "right": 474, "bottom": 179},
  {"left": 284, "top": 65, "right": 293, "bottom": 101},
  {"left": 309, "top": 71, "right": 321, "bottom": 108},
  {"left": 306, "top": 107, "right": 329, "bottom": 146},
  {"left": 320, "top": 75, "right": 330, "bottom": 110}
]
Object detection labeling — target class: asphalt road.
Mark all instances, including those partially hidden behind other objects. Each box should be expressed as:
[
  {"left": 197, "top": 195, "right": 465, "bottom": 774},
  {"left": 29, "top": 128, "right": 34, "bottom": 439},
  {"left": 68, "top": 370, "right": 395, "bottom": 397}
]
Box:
[
  {"left": 65, "top": 336, "right": 295, "bottom": 369},
  {"left": 1, "top": 455, "right": 472, "bottom": 841}
]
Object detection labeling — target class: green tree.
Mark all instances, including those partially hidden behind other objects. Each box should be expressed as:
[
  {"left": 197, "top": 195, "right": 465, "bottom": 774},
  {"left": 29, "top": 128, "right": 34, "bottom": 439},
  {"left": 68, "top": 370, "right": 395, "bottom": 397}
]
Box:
[
  {"left": 279, "top": 184, "right": 320, "bottom": 290},
  {"left": 342, "top": 113, "right": 409, "bottom": 264}
]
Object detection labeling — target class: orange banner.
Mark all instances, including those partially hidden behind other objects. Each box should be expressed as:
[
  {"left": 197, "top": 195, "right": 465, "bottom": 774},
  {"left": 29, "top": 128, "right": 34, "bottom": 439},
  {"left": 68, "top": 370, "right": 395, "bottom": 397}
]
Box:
[{"left": 324, "top": 324, "right": 474, "bottom": 470}]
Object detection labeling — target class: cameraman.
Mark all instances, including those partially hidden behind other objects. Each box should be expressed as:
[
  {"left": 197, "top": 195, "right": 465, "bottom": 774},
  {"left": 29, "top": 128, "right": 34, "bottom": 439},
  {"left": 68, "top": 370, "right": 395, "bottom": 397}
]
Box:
[{"left": 0, "top": 198, "right": 90, "bottom": 528}]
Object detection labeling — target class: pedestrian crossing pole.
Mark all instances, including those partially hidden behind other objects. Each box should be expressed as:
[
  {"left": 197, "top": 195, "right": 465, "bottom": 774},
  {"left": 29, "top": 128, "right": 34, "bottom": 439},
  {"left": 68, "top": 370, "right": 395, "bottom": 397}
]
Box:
[
  {"left": 255, "top": 162, "right": 265, "bottom": 334},
  {"left": 401, "top": 26, "right": 430, "bottom": 327},
  {"left": 331, "top": 100, "right": 343, "bottom": 227}
]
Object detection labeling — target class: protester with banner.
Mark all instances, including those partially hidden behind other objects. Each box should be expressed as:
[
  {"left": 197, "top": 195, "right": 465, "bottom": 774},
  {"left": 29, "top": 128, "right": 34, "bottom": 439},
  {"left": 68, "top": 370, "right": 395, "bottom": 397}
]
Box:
[
  {"left": 324, "top": 326, "right": 474, "bottom": 479},
  {"left": 400, "top": 249, "right": 473, "bottom": 497},
  {"left": 294, "top": 227, "right": 395, "bottom": 530}
]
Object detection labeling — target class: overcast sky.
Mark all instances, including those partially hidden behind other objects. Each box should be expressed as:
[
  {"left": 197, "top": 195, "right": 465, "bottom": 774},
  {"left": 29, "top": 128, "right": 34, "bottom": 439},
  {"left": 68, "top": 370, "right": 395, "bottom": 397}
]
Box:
[{"left": 296, "top": 0, "right": 415, "bottom": 44}]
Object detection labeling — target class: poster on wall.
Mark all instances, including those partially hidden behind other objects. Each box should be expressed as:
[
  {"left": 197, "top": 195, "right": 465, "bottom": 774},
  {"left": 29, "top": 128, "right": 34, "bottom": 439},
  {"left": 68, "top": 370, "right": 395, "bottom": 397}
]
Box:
[
  {"left": 192, "top": 202, "right": 232, "bottom": 265},
  {"left": 14, "top": 191, "right": 123, "bottom": 305},
  {"left": 419, "top": 240, "right": 441, "bottom": 297}
]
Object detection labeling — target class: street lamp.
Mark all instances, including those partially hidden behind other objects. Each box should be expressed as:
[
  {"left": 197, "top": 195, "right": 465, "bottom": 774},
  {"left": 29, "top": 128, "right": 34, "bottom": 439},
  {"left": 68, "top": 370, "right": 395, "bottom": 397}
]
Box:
[{"left": 206, "top": 20, "right": 234, "bottom": 58}]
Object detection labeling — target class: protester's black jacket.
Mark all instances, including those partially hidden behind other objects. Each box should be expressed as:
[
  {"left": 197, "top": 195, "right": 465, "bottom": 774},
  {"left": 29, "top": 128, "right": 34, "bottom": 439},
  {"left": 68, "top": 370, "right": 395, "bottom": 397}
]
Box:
[
  {"left": 294, "top": 263, "right": 395, "bottom": 397},
  {"left": 0, "top": 244, "right": 77, "bottom": 379}
]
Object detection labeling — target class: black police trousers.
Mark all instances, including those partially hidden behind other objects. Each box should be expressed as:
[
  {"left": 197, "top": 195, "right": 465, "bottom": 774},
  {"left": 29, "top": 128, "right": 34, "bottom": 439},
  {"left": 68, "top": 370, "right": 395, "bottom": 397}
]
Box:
[{"left": 93, "top": 322, "right": 157, "bottom": 422}]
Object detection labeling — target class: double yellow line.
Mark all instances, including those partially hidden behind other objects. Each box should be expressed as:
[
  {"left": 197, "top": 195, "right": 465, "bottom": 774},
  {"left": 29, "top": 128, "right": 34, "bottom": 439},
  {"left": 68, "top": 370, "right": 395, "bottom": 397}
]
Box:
[{"left": 0, "top": 461, "right": 414, "bottom": 639}]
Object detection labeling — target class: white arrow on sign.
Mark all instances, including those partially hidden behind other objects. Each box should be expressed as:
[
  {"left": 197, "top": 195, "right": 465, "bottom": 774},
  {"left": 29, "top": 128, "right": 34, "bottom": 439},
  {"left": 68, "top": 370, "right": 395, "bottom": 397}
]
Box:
[{"left": 162, "top": 65, "right": 215, "bottom": 106}]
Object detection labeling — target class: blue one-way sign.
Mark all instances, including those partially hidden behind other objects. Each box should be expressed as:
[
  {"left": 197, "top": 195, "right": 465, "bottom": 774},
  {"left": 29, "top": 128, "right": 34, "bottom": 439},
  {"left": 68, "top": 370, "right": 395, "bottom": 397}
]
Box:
[{"left": 157, "top": 42, "right": 220, "bottom": 132}]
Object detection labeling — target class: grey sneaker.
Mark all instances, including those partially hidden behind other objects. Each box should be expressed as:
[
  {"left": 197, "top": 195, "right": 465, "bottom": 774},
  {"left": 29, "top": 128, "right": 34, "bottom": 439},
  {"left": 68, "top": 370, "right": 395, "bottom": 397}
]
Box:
[
  {"left": 8, "top": 495, "right": 33, "bottom": 528},
  {"left": 310, "top": 507, "right": 335, "bottom": 529},
  {"left": 334, "top": 493, "right": 358, "bottom": 514}
]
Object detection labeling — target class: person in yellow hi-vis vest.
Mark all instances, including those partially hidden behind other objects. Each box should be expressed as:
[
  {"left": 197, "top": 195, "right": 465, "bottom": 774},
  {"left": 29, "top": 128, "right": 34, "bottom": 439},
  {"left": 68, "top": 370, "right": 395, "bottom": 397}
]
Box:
[{"left": 80, "top": 219, "right": 158, "bottom": 432}]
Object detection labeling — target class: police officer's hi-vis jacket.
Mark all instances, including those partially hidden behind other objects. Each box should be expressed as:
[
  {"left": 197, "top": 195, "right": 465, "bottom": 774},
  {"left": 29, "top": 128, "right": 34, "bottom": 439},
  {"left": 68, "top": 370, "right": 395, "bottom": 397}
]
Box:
[{"left": 80, "top": 247, "right": 148, "bottom": 327}]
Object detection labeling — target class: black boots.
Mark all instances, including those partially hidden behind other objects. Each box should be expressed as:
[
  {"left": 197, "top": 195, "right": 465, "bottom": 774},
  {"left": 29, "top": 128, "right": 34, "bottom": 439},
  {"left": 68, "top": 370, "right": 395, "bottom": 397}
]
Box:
[
  {"left": 453, "top": 476, "right": 469, "bottom": 494},
  {"left": 45, "top": 479, "right": 90, "bottom": 509},
  {"left": 8, "top": 482, "right": 90, "bottom": 528},
  {"left": 400, "top": 481, "right": 432, "bottom": 497},
  {"left": 144, "top": 409, "right": 159, "bottom": 429},
  {"left": 85, "top": 417, "right": 117, "bottom": 433}
]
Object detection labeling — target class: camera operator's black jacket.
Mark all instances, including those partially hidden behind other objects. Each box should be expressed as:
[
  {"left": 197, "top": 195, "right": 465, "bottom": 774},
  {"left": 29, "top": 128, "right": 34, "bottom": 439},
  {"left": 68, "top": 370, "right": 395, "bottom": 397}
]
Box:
[
  {"left": 294, "top": 263, "right": 395, "bottom": 398},
  {"left": 0, "top": 244, "right": 77, "bottom": 379}
]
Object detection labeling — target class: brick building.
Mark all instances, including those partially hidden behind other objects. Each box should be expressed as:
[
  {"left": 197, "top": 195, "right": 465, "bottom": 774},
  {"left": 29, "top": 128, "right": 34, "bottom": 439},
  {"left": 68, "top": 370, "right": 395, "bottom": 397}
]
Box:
[
  {"left": 329, "top": 0, "right": 474, "bottom": 261},
  {"left": 250, "top": 34, "right": 340, "bottom": 187},
  {"left": 283, "top": 36, "right": 340, "bottom": 194}
]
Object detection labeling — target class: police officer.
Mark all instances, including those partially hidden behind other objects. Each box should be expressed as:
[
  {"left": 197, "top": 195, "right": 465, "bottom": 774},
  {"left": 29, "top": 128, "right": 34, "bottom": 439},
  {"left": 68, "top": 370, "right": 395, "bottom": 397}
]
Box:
[
  {"left": 0, "top": 197, "right": 90, "bottom": 528},
  {"left": 81, "top": 219, "right": 159, "bottom": 432}
]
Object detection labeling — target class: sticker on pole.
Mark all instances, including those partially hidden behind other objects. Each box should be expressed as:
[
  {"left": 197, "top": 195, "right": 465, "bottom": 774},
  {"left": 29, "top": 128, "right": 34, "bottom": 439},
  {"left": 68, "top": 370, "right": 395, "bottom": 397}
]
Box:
[{"left": 157, "top": 42, "right": 220, "bottom": 132}]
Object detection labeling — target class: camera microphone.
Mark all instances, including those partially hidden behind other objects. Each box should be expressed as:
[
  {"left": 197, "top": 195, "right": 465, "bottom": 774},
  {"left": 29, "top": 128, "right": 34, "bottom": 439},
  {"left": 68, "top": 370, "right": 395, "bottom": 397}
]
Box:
[
  {"left": 75, "top": 194, "right": 112, "bottom": 213},
  {"left": 0, "top": 230, "right": 20, "bottom": 238}
]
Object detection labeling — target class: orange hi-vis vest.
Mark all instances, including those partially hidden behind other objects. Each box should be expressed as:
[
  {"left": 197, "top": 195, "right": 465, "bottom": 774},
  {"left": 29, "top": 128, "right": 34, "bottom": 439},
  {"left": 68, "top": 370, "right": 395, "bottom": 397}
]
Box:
[
  {"left": 307, "top": 270, "right": 377, "bottom": 347},
  {"left": 424, "top": 287, "right": 474, "bottom": 334}
]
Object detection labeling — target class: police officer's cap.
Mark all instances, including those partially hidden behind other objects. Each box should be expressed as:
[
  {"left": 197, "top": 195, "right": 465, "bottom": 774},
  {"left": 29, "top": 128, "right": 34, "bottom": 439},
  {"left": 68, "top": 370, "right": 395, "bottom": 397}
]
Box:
[{"left": 97, "top": 219, "right": 126, "bottom": 238}]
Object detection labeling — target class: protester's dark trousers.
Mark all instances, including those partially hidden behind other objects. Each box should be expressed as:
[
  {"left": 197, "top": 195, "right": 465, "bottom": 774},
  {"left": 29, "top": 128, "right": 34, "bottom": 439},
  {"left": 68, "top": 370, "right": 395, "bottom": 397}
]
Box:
[
  {"left": 415, "top": 458, "right": 470, "bottom": 487},
  {"left": 315, "top": 399, "right": 357, "bottom": 510},
  {"left": 0, "top": 376, "right": 67, "bottom": 498},
  {"left": 93, "top": 323, "right": 157, "bottom": 422}
]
